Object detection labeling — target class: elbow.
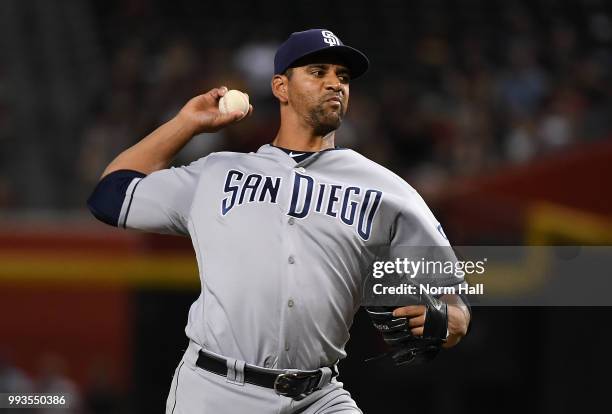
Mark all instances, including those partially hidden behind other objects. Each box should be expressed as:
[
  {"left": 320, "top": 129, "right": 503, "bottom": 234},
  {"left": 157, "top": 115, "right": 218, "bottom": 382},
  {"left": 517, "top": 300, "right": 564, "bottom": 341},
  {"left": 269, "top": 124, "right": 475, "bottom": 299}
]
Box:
[{"left": 87, "top": 191, "right": 118, "bottom": 226}]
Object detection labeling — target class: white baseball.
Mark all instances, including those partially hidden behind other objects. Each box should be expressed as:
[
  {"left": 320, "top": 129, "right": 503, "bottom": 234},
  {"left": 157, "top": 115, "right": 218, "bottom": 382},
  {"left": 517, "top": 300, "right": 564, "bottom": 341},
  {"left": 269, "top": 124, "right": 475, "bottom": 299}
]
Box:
[{"left": 218, "top": 89, "right": 250, "bottom": 119}]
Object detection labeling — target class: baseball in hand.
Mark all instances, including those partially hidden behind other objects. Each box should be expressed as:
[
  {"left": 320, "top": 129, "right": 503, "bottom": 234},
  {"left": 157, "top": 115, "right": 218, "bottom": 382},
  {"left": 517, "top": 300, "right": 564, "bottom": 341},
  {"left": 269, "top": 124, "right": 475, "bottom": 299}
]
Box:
[{"left": 218, "top": 89, "right": 250, "bottom": 119}]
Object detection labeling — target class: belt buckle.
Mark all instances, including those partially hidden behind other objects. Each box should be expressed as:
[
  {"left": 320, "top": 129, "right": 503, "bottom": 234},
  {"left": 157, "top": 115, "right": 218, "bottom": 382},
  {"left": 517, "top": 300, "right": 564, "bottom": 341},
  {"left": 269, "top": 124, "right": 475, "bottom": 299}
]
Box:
[{"left": 273, "top": 371, "right": 312, "bottom": 399}]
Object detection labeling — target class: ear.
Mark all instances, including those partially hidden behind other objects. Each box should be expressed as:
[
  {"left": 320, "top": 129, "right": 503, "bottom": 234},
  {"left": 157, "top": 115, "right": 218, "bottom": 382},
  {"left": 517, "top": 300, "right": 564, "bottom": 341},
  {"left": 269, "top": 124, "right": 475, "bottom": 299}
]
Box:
[{"left": 271, "top": 74, "right": 289, "bottom": 104}]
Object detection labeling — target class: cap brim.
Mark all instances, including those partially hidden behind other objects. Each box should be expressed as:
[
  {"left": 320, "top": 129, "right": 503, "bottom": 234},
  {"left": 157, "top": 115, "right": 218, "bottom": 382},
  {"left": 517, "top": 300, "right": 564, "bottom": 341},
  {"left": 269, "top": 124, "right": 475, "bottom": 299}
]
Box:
[{"left": 288, "top": 46, "right": 370, "bottom": 80}]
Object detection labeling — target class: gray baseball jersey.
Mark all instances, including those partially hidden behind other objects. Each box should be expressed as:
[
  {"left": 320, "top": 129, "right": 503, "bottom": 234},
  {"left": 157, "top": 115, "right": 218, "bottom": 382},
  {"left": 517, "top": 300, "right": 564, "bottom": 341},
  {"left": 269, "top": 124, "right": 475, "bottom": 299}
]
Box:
[{"left": 118, "top": 144, "right": 457, "bottom": 370}]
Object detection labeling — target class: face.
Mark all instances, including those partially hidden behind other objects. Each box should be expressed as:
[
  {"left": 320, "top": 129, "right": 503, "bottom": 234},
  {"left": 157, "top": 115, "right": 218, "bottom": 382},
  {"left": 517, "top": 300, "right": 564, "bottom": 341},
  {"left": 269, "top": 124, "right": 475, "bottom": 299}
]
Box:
[{"left": 285, "top": 63, "right": 350, "bottom": 136}]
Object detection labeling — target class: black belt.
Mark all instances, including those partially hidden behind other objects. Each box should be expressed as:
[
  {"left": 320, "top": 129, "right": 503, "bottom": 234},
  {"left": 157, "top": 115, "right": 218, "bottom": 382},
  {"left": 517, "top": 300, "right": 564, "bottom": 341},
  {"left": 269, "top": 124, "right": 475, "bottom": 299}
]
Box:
[{"left": 196, "top": 350, "right": 337, "bottom": 400}]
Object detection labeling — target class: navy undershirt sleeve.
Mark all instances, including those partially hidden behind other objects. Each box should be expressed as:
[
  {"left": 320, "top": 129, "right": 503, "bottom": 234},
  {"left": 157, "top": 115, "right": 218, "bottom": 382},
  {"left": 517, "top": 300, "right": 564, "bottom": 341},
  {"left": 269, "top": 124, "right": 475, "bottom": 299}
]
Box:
[{"left": 87, "top": 169, "right": 146, "bottom": 226}]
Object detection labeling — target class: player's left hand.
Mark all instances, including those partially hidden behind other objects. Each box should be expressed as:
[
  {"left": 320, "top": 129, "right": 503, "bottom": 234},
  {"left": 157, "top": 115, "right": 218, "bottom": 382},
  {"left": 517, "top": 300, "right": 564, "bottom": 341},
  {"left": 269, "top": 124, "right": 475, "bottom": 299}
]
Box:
[
  {"left": 392, "top": 305, "right": 426, "bottom": 336},
  {"left": 442, "top": 303, "right": 469, "bottom": 347},
  {"left": 393, "top": 300, "right": 469, "bottom": 348}
]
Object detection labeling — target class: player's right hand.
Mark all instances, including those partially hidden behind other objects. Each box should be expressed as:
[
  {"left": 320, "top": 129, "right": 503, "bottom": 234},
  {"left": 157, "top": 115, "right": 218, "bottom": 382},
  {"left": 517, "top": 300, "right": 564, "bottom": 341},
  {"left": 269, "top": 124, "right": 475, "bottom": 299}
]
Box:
[{"left": 176, "top": 86, "right": 253, "bottom": 135}]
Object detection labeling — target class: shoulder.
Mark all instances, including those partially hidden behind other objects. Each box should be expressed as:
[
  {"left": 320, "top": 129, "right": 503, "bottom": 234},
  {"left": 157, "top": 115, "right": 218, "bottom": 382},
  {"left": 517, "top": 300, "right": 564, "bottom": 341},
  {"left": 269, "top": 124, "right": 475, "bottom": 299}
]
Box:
[
  {"left": 180, "top": 151, "right": 249, "bottom": 173},
  {"left": 203, "top": 150, "right": 260, "bottom": 165},
  {"left": 341, "top": 149, "right": 419, "bottom": 196},
  {"left": 342, "top": 149, "right": 440, "bottom": 221}
]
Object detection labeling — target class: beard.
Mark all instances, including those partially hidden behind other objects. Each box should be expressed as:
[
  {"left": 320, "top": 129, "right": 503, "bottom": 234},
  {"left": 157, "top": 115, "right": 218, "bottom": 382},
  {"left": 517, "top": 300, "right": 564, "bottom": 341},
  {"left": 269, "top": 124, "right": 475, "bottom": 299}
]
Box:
[{"left": 306, "top": 100, "right": 345, "bottom": 136}]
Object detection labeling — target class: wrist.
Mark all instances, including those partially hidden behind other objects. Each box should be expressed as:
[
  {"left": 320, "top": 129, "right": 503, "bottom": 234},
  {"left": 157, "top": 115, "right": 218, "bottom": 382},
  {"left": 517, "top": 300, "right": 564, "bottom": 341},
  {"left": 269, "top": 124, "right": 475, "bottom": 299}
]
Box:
[{"left": 173, "top": 111, "right": 199, "bottom": 138}]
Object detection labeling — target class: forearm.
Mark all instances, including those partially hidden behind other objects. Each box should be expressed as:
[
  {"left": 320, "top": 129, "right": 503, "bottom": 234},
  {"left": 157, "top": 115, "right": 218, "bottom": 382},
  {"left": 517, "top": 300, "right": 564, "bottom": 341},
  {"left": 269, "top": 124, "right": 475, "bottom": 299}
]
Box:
[
  {"left": 101, "top": 115, "right": 195, "bottom": 179},
  {"left": 441, "top": 294, "right": 470, "bottom": 348}
]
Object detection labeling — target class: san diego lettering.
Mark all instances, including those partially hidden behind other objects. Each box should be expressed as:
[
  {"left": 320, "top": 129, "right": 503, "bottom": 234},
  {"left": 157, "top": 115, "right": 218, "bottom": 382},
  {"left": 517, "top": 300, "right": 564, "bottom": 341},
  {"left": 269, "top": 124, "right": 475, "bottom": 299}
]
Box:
[{"left": 221, "top": 170, "right": 383, "bottom": 240}]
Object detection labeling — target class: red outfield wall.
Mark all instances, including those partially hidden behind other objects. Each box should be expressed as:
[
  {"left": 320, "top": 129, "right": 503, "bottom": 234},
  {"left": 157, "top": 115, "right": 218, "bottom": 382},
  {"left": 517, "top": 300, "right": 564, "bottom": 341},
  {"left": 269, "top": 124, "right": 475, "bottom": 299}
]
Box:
[{"left": 0, "top": 226, "right": 196, "bottom": 391}]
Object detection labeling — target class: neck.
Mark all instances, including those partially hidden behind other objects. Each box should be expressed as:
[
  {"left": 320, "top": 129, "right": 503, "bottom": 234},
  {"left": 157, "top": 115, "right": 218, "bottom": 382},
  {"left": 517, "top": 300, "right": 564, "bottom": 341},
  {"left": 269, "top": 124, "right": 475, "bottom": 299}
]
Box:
[{"left": 272, "top": 110, "right": 336, "bottom": 151}]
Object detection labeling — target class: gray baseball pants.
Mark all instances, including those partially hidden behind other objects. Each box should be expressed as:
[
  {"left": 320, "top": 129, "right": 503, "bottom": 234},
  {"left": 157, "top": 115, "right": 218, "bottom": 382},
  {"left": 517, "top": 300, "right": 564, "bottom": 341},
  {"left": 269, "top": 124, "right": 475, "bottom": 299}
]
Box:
[{"left": 165, "top": 341, "right": 362, "bottom": 414}]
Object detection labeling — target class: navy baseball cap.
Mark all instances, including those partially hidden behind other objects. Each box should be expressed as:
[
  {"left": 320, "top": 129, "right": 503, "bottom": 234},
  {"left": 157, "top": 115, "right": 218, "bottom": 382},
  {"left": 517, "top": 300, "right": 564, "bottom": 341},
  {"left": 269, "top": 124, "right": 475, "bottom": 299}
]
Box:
[{"left": 274, "top": 29, "right": 369, "bottom": 79}]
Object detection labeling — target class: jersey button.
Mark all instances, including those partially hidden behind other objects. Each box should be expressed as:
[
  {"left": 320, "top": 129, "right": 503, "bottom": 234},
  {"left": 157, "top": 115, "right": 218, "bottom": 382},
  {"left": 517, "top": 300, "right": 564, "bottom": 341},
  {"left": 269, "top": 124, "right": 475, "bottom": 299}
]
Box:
[
  {"left": 288, "top": 299, "right": 294, "bottom": 308},
  {"left": 288, "top": 217, "right": 295, "bottom": 225},
  {"left": 288, "top": 256, "right": 295, "bottom": 264},
  {"left": 296, "top": 167, "right": 306, "bottom": 173}
]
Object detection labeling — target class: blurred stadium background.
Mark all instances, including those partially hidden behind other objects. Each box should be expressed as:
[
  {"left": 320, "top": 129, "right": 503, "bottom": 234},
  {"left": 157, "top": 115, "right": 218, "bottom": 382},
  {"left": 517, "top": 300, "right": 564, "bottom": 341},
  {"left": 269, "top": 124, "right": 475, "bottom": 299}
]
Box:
[{"left": 1, "top": 0, "right": 611, "bottom": 412}]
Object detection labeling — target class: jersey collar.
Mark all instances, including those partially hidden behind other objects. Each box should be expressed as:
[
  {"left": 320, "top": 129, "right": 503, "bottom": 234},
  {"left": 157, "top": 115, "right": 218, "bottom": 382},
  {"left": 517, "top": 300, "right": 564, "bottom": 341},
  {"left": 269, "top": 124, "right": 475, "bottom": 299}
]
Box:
[{"left": 256, "top": 144, "right": 348, "bottom": 168}]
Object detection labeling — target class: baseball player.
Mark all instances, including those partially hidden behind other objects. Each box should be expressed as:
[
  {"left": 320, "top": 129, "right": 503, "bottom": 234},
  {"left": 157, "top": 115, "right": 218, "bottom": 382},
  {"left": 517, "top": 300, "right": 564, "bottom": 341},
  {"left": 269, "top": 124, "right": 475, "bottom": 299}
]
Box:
[{"left": 87, "top": 29, "right": 471, "bottom": 413}]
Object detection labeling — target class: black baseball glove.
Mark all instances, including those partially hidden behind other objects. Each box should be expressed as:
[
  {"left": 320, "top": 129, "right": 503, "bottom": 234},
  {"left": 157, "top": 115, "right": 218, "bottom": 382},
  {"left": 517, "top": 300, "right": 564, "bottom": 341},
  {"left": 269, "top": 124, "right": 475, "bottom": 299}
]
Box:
[{"left": 365, "top": 294, "right": 448, "bottom": 366}]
